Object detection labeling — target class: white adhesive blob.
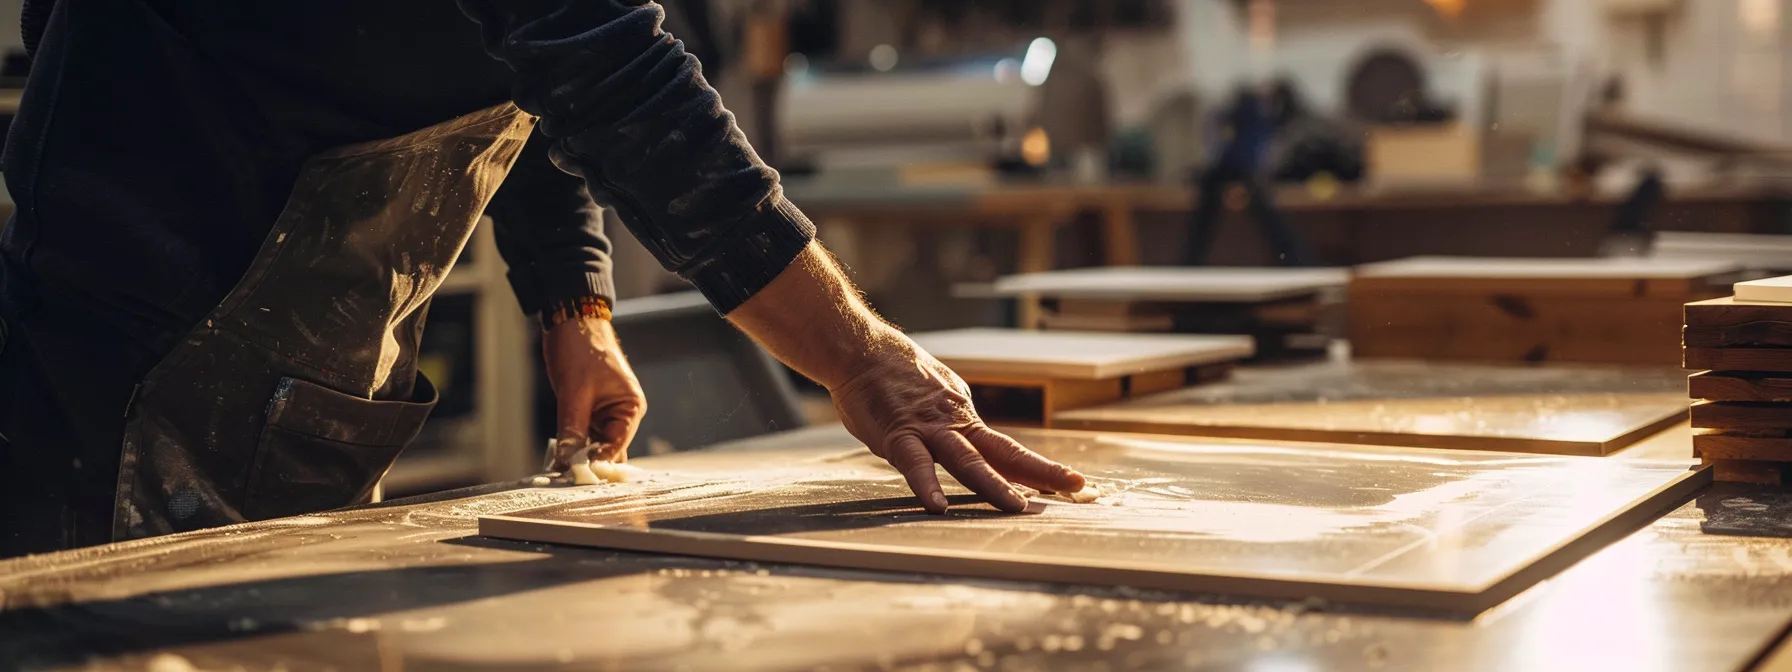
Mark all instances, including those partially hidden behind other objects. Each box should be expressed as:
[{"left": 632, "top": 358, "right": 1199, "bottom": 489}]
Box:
[
  {"left": 568, "top": 461, "right": 601, "bottom": 485},
  {"left": 1064, "top": 485, "right": 1103, "bottom": 504}
]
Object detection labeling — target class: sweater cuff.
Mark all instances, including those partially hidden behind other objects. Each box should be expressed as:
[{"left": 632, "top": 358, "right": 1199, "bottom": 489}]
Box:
[
  {"left": 683, "top": 196, "right": 817, "bottom": 314},
  {"left": 505, "top": 264, "right": 616, "bottom": 317}
]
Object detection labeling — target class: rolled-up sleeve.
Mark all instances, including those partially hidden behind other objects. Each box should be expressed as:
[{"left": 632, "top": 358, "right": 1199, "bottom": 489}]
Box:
[{"left": 457, "top": 0, "right": 815, "bottom": 314}]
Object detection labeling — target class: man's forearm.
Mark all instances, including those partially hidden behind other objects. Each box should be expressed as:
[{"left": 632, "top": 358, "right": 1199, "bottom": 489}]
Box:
[{"left": 727, "top": 242, "right": 905, "bottom": 390}]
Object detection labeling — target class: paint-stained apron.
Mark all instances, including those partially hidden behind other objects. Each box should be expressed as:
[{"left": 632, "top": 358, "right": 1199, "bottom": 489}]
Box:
[{"left": 112, "top": 104, "right": 534, "bottom": 540}]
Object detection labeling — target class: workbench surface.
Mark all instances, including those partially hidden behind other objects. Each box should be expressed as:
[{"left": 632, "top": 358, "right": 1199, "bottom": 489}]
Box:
[{"left": 4, "top": 438, "right": 1792, "bottom": 672}]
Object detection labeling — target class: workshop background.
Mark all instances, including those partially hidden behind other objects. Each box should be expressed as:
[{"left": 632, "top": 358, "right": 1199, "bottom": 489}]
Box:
[{"left": 5, "top": 0, "right": 1790, "bottom": 496}]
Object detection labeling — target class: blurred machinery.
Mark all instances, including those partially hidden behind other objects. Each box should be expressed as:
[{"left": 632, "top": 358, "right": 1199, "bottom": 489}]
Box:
[{"left": 776, "top": 38, "right": 1061, "bottom": 177}]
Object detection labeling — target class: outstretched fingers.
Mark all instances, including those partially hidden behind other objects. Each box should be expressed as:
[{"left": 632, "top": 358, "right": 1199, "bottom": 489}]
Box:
[
  {"left": 887, "top": 434, "right": 949, "bottom": 514},
  {"left": 929, "top": 430, "right": 1029, "bottom": 513},
  {"left": 966, "top": 426, "right": 1087, "bottom": 494}
]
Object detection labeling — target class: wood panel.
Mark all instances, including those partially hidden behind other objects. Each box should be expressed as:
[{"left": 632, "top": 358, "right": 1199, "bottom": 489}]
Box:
[
  {"left": 1351, "top": 256, "right": 1740, "bottom": 298},
  {"left": 1684, "top": 348, "right": 1792, "bottom": 373},
  {"left": 1058, "top": 392, "right": 1689, "bottom": 456},
  {"left": 913, "top": 329, "right": 1254, "bottom": 380},
  {"left": 1683, "top": 297, "right": 1792, "bottom": 348},
  {"left": 1694, "top": 434, "right": 1792, "bottom": 461},
  {"left": 1690, "top": 401, "right": 1792, "bottom": 431},
  {"left": 1351, "top": 293, "right": 1694, "bottom": 364},
  {"left": 482, "top": 432, "right": 1709, "bottom": 615},
  {"left": 1688, "top": 372, "right": 1792, "bottom": 402},
  {"left": 1704, "top": 459, "right": 1790, "bottom": 485}
]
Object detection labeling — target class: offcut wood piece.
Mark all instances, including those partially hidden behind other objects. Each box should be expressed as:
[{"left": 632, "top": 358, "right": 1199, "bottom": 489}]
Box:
[
  {"left": 1690, "top": 401, "right": 1792, "bottom": 431},
  {"left": 1703, "top": 459, "right": 1790, "bottom": 485},
  {"left": 1058, "top": 392, "right": 1689, "bottom": 456},
  {"left": 1683, "top": 296, "right": 1792, "bottom": 348},
  {"left": 1693, "top": 433, "right": 1792, "bottom": 462},
  {"left": 1352, "top": 294, "right": 1694, "bottom": 364},
  {"left": 1351, "top": 256, "right": 1738, "bottom": 365},
  {"left": 1687, "top": 372, "right": 1792, "bottom": 402},
  {"left": 481, "top": 428, "right": 1710, "bottom": 615},
  {"left": 1733, "top": 275, "right": 1792, "bottom": 304},
  {"left": 911, "top": 329, "right": 1254, "bottom": 427},
  {"left": 1684, "top": 348, "right": 1792, "bottom": 373}
]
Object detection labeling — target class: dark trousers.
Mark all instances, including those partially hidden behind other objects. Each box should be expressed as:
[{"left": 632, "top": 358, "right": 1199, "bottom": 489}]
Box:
[
  {"left": 0, "top": 286, "right": 161, "bottom": 557},
  {"left": 1183, "top": 165, "right": 1314, "bottom": 266}
]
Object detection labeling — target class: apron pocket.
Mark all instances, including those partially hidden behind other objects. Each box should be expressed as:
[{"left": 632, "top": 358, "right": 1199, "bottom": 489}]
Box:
[{"left": 243, "top": 374, "right": 439, "bottom": 521}]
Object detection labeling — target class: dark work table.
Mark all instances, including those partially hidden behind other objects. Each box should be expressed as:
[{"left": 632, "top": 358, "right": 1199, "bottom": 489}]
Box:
[{"left": 4, "top": 438, "right": 1792, "bottom": 671}]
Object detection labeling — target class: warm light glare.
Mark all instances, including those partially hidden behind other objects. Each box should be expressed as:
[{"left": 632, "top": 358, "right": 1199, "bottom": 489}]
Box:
[
  {"left": 869, "top": 44, "right": 898, "bottom": 72},
  {"left": 1424, "top": 0, "right": 1467, "bottom": 19},
  {"left": 1742, "top": 0, "right": 1780, "bottom": 37},
  {"left": 1021, "top": 127, "right": 1051, "bottom": 166},
  {"left": 1021, "top": 37, "right": 1057, "bottom": 86}
]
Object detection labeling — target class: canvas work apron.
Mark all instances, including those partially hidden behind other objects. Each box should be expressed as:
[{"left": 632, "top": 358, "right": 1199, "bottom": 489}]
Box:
[{"left": 111, "top": 103, "right": 534, "bottom": 540}]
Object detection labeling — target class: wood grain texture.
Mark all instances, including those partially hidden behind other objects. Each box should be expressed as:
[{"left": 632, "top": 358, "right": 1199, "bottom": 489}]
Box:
[
  {"left": 1704, "top": 459, "right": 1790, "bottom": 485},
  {"left": 1694, "top": 434, "right": 1792, "bottom": 461},
  {"left": 1690, "top": 401, "right": 1792, "bottom": 430},
  {"left": 1351, "top": 293, "right": 1693, "bottom": 364},
  {"left": 912, "top": 329, "right": 1254, "bottom": 380},
  {"left": 1689, "top": 372, "right": 1792, "bottom": 402},
  {"left": 1683, "top": 297, "right": 1792, "bottom": 348},
  {"left": 1684, "top": 296, "right": 1792, "bottom": 329},
  {"left": 1684, "top": 348, "right": 1792, "bottom": 373}
]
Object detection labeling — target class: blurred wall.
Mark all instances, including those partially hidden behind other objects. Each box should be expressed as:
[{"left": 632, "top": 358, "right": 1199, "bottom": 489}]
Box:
[{"left": 1608, "top": 0, "right": 1791, "bottom": 144}]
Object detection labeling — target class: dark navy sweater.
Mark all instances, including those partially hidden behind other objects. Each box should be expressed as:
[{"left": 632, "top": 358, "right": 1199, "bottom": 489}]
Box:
[{"left": 0, "top": 0, "right": 811, "bottom": 356}]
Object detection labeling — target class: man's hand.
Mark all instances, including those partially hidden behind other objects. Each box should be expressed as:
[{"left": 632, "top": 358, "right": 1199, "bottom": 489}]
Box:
[
  {"left": 728, "top": 243, "right": 1087, "bottom": 514},
  {"left": 828, "top": 335, "right": 1087, "bottom": 514},
  {"left": 542, "top": 314, "right": 646, "bottom": 468}
]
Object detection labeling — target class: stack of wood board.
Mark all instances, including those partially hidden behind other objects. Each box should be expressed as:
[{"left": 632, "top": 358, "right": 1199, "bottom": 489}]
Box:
[
  {"left": 910, "top": 328, "right": 1254, "bottom": 427},
  {"left": 1686, "top": 276, "right": 1792, "bottom": 483},
  {"left": 988, "top": 267, "right": 1349, "bottom": 361},
  {"left": 1351, "top": 256, "right": 1740, "bottom": 365}
]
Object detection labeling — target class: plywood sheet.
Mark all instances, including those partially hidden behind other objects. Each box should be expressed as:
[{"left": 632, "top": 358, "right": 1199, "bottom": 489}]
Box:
[
  {"left": 1689, "top": 372, "right": 1792, "bottom": 402},
  {"left": 1690, "top": 401, "right": 1792, "bottom": 431},
  {"left": 1351, "top": 293, "right": 1687, "bottom": 364},
  {"left": 1685, "top": 347, "right": 1792, "bottom": 373},
  {"left": 990, "top": 267, "right": 1349, "bottom": 303},
  {"left": 1352, "top": 256, "right": 1739, "bottom": 297},
  {"left": 481, "top": 430, "right": 1708, "bottom": 614},
  {"left": 1694, "top": 434, "right": 1792, "bottom": 461},
  {"left": 911, "top": 328, "right": 1255, "bottom": 380},
  {"left": 1683, "top": 296, "right": 1792, "bottom": 348},
  {"left": 1734, "top": 276, "right": 1792, "bottom": 304},
  {"left": 1053, "top": 360, "right": 1690, "bottom": 454}
]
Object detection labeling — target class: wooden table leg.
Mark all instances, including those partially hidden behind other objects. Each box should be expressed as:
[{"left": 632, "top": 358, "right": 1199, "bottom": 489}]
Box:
[
  {"left": 1101, "top": 201, "right": 1141, "bottom": 266},
  {"left": 1017, "top": 217, "right": 1056, "bottom": 329}
]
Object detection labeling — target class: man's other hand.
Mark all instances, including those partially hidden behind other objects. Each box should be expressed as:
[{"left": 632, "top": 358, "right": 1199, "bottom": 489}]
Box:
[{"left": 543, "top": 315, "right": 646, "bottom": 468}]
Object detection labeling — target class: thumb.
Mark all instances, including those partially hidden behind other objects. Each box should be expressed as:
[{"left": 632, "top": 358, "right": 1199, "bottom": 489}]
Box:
[{"left": 553, "top": 387, "right": 598, "bottom": 470}]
